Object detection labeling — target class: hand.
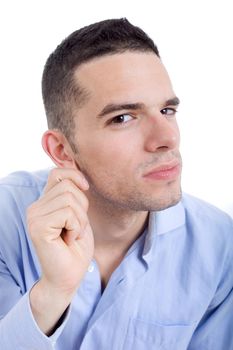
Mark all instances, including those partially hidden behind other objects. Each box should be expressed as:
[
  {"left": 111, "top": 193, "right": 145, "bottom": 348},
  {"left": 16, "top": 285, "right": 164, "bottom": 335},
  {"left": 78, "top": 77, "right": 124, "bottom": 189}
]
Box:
[
  {"left": 27, "top": 168, "right": 94, "bottom": 334},
  {"left": 27, "top": 168, "right": 94, "bottom": 294}
]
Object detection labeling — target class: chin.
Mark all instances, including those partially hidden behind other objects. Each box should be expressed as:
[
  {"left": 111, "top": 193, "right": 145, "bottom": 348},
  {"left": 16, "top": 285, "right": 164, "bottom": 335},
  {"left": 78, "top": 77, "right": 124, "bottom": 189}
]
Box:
[
  {"left": 143, "top": 183, "right": 182, "bottom": 212},
  {"left": 160, "top": 191, "right": 182, "bottom": 210},
  {"left": 150, "top": 193, "right": 181, "bottom": 212},
  {"left": 120, "top": 185, "right": 182, "bottom": 212}
]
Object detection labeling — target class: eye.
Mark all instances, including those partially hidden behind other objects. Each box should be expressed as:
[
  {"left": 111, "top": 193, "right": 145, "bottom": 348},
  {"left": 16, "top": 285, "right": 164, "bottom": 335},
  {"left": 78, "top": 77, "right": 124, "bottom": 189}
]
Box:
[
  {"left": 160, "top": 108, "right": 177, "bottom": 117},
  {"left": 110, "top": 114, "right": 134, "bottom": 124}
]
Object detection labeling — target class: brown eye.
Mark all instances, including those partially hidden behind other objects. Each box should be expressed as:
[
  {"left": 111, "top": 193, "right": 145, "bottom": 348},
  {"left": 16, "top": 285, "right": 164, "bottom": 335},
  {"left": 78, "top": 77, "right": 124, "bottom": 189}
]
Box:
[
  {"left": 160, "top": 108, "right": 177, "bottom": 116},
  {"left": 111, "top": 114, "right": 133, "bottom": 124}
]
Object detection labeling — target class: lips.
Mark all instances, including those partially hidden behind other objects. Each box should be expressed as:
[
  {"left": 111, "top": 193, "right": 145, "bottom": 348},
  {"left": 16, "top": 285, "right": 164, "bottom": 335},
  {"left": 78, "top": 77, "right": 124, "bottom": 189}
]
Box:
[{"left": 143, "top": 161, "right": 181, "bottom": 181}]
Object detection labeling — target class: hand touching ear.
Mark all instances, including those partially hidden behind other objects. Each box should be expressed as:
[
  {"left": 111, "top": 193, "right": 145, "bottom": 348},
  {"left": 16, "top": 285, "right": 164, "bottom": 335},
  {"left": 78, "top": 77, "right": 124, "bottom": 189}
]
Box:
[{"left": 27, "top": 168, "right": 94, "bottom": 335}]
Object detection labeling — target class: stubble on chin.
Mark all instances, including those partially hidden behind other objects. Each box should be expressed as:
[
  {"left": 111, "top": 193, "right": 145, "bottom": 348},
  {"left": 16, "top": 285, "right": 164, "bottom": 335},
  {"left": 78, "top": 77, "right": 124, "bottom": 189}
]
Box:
[{"left": 86, "top": 175, "right": 182, "bottom": 215}]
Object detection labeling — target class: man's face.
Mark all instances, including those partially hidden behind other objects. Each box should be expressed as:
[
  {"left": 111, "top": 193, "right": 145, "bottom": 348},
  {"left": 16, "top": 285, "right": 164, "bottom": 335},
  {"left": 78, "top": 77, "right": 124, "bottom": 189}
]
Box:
[{"left": 72, "top": 52, "right": 182, "bottom": 211}]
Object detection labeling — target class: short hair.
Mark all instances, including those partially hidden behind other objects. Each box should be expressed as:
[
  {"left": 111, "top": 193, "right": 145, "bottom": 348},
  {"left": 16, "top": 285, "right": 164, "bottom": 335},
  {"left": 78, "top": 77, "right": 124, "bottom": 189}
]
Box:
[{"left": 42, "top": 18, "right": 160, "bottom": 149}]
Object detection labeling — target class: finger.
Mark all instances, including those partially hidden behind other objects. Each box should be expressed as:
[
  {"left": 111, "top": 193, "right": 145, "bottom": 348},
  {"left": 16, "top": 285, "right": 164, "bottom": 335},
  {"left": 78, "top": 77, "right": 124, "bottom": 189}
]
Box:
[
  {"left": 29, "top": 206, "right": 84, "bottom": 243},
  {"left": 38, "top": 179, "right": 89, "bottom": 212},
  {"left": 61, "top": 227, "right": 86, "bottom": 245},
  {"left": 31, "top": 193, "right": 89, "bottom": 232},
  {"left": 44, "top": 168, "right": 89, "bottom": 194}
]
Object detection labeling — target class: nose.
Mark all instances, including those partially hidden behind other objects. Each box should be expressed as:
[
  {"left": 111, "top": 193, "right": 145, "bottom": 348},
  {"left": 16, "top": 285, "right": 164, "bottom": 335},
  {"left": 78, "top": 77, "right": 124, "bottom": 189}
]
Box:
[{"left": 144, "top": 113, "right": 179, "bottom": 152}]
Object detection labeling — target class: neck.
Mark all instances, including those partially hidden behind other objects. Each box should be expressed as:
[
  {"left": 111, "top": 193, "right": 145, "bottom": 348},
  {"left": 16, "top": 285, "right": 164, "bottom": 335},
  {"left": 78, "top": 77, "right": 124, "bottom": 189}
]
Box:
[
  {"left": 88, "top": 199, "right": 149, "bottom": 253},
  {"left": 86, "top": 194, "right": 149, "bottom": 291}
]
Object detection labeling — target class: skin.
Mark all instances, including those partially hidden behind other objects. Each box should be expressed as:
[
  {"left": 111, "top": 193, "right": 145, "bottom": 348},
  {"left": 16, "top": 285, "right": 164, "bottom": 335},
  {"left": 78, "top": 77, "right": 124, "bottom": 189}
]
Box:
[
  {"left": 72, "top": 52, "right": 181, "bottom": 213},
  {"left": 28, "top": 51, "right": 182, "bottom": 335}
]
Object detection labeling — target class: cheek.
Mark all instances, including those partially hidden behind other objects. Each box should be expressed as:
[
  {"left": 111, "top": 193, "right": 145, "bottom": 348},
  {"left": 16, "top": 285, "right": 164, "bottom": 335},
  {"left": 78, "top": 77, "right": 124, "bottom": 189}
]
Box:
[
  {"left": 81, "top": 134, "right": 137, "bottom": 169},
  {"left": 78, "top": 138, "right": 136, "bottom": 189}
]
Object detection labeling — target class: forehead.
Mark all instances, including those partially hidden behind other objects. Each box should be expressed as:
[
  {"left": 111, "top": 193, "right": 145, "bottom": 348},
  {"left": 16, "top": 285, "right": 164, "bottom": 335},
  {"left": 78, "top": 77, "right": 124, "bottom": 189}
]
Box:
[{"left": 74, "top": 52, "right": 174, "bottom": 108}]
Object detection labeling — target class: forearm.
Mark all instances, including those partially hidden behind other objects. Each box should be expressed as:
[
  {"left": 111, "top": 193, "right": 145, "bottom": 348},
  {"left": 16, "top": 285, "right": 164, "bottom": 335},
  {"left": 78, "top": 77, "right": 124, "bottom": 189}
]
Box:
[{"left": 30, "top": 279, "right": 77, "bottom": 335}]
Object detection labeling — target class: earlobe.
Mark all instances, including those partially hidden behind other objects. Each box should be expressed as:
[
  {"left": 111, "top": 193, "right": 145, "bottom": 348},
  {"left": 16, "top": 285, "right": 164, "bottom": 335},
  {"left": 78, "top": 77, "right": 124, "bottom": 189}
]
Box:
[{"left": 41, "top": 130, "right": 76, "bottom": 169}]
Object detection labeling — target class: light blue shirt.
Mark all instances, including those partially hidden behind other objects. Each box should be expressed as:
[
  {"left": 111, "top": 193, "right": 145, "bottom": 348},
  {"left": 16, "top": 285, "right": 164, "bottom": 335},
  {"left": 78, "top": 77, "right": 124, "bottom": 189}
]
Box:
[{"left": 0, "top": 169, "right": 233, "bottom": 350}]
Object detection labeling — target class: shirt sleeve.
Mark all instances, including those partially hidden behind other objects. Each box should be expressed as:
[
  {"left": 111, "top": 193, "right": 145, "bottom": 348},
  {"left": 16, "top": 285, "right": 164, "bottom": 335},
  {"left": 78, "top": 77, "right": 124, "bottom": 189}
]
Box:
[
  {"left": 188, "top": 231, "right": 233, "bottom": 349},
  {"left": 0, "top": 180, "right": 70, "bottom": 349},
  {"left": 0, "top": 292, "right": 71, "bottom": 350},
  {"left": 188, "top": 288, "right": 233, "bottom": 349},
  {"left": 0, "top": 267, "right": 71, "bottom": 350}
]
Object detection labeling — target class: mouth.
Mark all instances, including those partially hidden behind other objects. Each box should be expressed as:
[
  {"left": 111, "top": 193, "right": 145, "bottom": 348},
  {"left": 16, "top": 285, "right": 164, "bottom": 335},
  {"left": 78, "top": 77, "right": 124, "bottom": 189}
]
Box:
[{"left": 143, "top": 161, "right": 181, "bottom": 181}]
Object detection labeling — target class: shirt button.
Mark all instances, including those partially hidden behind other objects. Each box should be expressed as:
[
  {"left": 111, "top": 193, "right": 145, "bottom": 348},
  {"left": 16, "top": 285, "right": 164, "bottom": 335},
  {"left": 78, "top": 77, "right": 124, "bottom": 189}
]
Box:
[{"left": 88, "top": 263, "right": 94, "bottom": 272}]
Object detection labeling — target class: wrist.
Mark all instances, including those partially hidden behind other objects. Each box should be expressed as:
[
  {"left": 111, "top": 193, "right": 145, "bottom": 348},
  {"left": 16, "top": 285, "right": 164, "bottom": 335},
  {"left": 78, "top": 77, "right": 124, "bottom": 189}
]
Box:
[{"left": 29, "top": 279, "right": 76, "bottom": 335}]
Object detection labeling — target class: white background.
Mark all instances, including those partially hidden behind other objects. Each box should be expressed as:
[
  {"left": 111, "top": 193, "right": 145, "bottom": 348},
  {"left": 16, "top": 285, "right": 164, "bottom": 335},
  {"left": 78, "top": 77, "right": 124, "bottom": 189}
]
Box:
[{"left": 0, "top": 0, "right": 232, "bottom": 216}]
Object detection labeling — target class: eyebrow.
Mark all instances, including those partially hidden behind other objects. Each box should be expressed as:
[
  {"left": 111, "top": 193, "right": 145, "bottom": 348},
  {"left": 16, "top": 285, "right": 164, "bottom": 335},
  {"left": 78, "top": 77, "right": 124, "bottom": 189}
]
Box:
[{"left": 97, "top": 97, "right": 180, "bottom": 118}]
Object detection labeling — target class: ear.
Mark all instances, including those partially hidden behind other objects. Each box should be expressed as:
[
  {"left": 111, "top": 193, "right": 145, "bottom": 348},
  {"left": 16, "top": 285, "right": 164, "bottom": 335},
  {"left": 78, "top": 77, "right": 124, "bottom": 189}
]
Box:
[{"left": 41, "top": 130, "right": 76, "bottom": 169}]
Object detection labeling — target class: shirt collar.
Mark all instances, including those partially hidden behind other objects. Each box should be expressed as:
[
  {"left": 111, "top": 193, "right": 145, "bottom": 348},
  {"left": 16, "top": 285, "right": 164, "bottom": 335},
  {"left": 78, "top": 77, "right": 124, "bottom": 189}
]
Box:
[{"left": 142, "top": 200, "right": 185, "bottom": 264}]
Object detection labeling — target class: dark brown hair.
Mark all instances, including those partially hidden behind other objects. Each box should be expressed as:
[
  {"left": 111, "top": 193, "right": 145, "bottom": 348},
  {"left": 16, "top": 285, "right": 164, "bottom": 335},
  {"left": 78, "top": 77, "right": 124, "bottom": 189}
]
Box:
[{"left": 42, "top": 18, "right": 160, "bottom": 148}]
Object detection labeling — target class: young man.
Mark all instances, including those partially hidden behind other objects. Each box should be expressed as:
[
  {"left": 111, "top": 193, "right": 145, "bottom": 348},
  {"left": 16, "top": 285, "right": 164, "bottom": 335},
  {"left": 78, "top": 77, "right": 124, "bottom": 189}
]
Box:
[{"left": 0, "top": 18, "right": 232, "bottom": 350}]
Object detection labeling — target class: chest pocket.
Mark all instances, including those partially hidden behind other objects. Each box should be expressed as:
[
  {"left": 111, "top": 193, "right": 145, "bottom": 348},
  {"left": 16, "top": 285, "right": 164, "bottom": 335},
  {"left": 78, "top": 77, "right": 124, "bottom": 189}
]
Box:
[{"left": 123, "top": 318, "right": 195, "bottom": 350}]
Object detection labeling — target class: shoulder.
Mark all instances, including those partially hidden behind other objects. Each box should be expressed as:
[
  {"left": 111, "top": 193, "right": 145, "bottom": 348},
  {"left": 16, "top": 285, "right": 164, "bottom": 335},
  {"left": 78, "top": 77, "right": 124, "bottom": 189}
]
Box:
[
  {"left": 0, "top": 168, "right": 50, "bottom": 204},
  {"left": 0, "top": 168, "right": 50, "bottom": 189},
  {"left": 0, "top": 168, "right": 50, "bottom": 239},
  {"left": 181, "top": 193, "right": 233, "bottom": 263},
  {"left": 181, "top": 193, "right": 233, "bottom": 229}
]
